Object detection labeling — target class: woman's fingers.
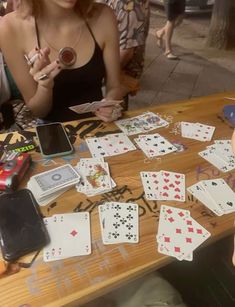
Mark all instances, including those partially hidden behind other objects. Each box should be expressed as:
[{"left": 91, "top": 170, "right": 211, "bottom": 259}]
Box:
[
  {"left": 33, "top": 60, "right": 61, "bottom": 87},
  {"left": 95, "top": 105, "right": 122, "bottom": 122}
]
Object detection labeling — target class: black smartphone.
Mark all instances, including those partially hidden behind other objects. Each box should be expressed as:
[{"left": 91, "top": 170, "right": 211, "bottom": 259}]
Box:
[
  {"left": 36, "top": 122, "right": 74, "bottom": 158},
  {"left": 0, "top": 189, "right": 49, "bottom": 262}
]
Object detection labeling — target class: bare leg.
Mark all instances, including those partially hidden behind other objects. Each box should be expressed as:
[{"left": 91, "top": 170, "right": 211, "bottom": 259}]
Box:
[{"left": 164, "top": 20, "right": 175, "bottom": 54}]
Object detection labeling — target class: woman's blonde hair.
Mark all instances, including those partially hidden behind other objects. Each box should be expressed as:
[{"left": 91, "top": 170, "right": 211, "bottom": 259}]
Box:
[{"left": 19, "top": 0, "right": 94, "bottom": 17}]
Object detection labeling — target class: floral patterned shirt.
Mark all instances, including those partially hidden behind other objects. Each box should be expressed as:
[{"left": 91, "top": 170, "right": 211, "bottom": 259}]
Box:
[{"left": 103, "top": 0, "right": 150, "bottom": 78}]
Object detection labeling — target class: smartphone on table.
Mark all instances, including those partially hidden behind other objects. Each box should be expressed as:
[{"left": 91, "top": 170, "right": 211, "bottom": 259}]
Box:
[
  {"left": 36, "top": 122, "right": 74, "bottom": 158},
  {"left": 0, "top": 189, "right": 49, "bottom": 262}
]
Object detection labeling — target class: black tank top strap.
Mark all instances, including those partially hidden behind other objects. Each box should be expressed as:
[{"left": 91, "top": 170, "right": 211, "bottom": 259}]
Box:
[
  {"left": 85, "top": 20, "right": 98, "bottom": 45},
  {"left": 34, "top": 18, "right": 41, "bottom": 49}
]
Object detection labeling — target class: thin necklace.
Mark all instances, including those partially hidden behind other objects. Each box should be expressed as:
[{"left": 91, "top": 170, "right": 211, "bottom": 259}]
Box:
[{"left": 41, "top": 23, "right": 84, "bottom": 67}]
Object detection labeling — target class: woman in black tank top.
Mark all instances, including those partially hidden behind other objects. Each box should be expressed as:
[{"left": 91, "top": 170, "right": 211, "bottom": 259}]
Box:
[{"left": 0, "top": 1, "right": 123, "bottom": 123}]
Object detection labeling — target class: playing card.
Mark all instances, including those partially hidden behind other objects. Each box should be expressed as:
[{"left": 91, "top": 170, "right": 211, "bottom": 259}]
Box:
[
  {"left": 99, "top": 202, "right": 139, "bottom": 244},
  {"left": 198, "top": 148, "right": 235, "bottom": 172},
  {"left": 193, "top": 123, "right": 215, "bottom": 141},
  {"left": 201, "top": 179, "right": 235, "bottom": 213},
  {"left": 158, "top": 171, "right": 185, "bottom": 202},
  {"left": 140, "top": 172, "right": 160, "bottom": 200},
  {"left": 157, "top": 205, "right": 210, "bottom": 261},
  {"left": 187, "top": 182, "right": 223, "bottom": 216},
  {"left": 180, "top": 122, "right": 197, "bottom": 139},
  {"left": 134, "top": 134, "right": 177, "bottom": 158},
  {"left": 115, "top": 112, "right": 169, "bottom": 135},
  {"left": 43, "top": 212, "right": 91, "bottom": 262},
  {"left": 69, "top": 99, "right": 123, "bottom": 114}
]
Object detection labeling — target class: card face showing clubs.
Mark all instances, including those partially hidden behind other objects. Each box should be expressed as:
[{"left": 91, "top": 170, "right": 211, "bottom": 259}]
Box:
[
  {"left": 98, "top": 202, "right": 139, "bottom": 245},
  {"left": 141, "top": 170, "right": 185, "bottom": 202},
  {"left": 43, "top": 212, "right": 91, "bottom": 262},
  {"left": 134, "top": 133, "right": 177, "bottom": 158},
  {"left": 187, "top": 178, "right": 235, "bottom": 216},
  {"left": 156, "top": 205, "right": 211, "bottom": 261},
  {"left": 199, "top": 139, "right": 235, "bottom": 173}
]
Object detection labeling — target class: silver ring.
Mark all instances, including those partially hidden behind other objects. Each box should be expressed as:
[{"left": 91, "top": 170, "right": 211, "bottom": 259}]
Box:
[
  {"left": 24, "top": 53, "right": 39, "bottom": 66},
  {"left": 111, "top": 108, "right": 121, "bottom": 120},
  {"left": 38, "top": 73, "right": 48, "bottom": 81}
]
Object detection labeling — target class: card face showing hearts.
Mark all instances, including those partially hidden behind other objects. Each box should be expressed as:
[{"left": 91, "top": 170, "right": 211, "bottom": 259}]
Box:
[
  {"left": 140, "top": 170, "right": 185, "bottom": 202},
  {"left": 158, "top": 171, "right": 185, "bottom": 202},
  {"left": 115, "top": 112, "right": 169, "bottom": 135},
  {"left": 43, "top": 212, "right": 91, "bottom": 262},
  {"left": 98, "top": 202, "right": 139, "bottom": 245},
  {"left": 156, "top": 205, "right": 211, "bottom": 261}
]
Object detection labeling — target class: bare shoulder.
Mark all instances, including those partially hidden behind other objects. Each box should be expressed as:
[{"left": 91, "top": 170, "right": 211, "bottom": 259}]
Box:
[{"left": 89, "top": 2, "right": 117, "bottom": 27}]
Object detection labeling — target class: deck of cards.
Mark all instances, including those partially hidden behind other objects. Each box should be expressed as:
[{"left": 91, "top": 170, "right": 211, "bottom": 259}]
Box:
[
  {"left": 98, "top": 202, "right": 139, "bottom": 244},
  {"left": 187, "top": 178, "right": 235, "bottom": 216},
  {"left": 115, "top": 112, "right": 169, "bottom": 135},
  {"left": 181, "top": 121, "right": 215, "bottom": 141},
  {"left": 86, "top": 133, "right": 136, "bottom": 158},
  {"left": 75, "top": 158, "right": 116, "bottom": 196},
  {"left": 157, "top": 205, "right": 211, "bottom": 261},
  {"left": 198, "top": 140, "right": 235, "bottom": 172},
  {"left": 27, "top": 164, "right": 81, "bottom": 206},
  {"left": 134, "top": 133, "right": 177, "bottom": 158},
  {"left": 141, "top": 171, "right": 185, "bottom": 202},
  {"left": 43, "top": 212, "right": 91, "bottom": 262}
]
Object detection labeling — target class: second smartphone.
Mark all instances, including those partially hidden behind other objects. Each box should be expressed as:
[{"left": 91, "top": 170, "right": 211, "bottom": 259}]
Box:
[{"left": 36, "top": 122, "right": 74, "bottom": 158}]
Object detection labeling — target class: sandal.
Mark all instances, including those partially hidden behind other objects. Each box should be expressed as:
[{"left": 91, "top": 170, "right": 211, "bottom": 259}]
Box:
[
  {"left": 155, "top": 33, "right": 163, "bottom": 48},
  {"left": 165, "top": 51, "right": 179, "bottom": 60}
]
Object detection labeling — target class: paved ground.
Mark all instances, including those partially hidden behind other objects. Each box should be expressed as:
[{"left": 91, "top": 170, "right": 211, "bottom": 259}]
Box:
[{"left": 129, "top": 6, "right": 235, "bottom": 110}]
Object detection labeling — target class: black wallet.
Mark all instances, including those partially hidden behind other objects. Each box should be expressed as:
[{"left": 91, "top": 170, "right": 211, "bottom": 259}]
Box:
[{"left": 0, "top": 189, "right": 49, "bottom": 262}]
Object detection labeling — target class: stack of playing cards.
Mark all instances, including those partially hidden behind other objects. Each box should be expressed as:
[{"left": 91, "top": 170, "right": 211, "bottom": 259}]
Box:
[
  {"left": 86, "top": 133, "right": 136, "bottom": 158},
  {"left": 181, "top": 121, "right": 215, "bottom": 141},
  {"left": 75, "top": 158, "right": 116, "bottom": 196},
  {"left": 134, "top": 133, "right": 177, "bottom": 158},
  {"left": 69, "top": 99, "right": 123, "bottom": 114},
  {"left": 198, "top": 140, "right": 235, "bottom": 172},
  {"left": 115, "top": 112, "right": 169, "bottom": 135},
  {"left": 187, "top": 178, "right": 235, "bottom": 216},
  {"left": 157, "top": 205, "right": 211, "bottom": 261},
  {"left": 141, "top": 171, "right": 185, "bottom": 202},
  {"left": 43, "top": 212, "right": 91, "bottom": 262},
  {"left": 27, "top": 164, "right": 81, "bottom": 206},
  {"left": 98, "top": 202, "right": 139, "bottom": 244}
]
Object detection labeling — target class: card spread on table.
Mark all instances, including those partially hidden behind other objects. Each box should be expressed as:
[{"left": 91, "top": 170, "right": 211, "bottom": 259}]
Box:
[
  {"left": 86, "top": 133, "right": 136, "bottom": 158},
  {"left": 134, "top": 133, "right": 177, "bottom": 158},
  {"left": 157, "top": 205, "right": 211, "bottom": 261},
  {"left": 43, "top": 212, "right": 91, "bottom": 262},
  {"left": 181, "top": 121, "right": 215, "bottom": 141},
  {"left": 198, "top": 139, "right": 235, "bottom": 172},
  {"left": 140, "top": 170, "right": 185, "bottom": 202},
  {"left": 115, "top": 112, "right": 169, "bottom": 135},
  {"left": 187, "top": 178, "right": 235, "bottom": 216},
  {"left": 75, "top": 158, "right": 116, "bottom": 196},
  {"left": 98, "top": 202, "right": 139, "bottom": 245},
  {"left": 27, "top": 164, "right": 81, "bottom": 206}
]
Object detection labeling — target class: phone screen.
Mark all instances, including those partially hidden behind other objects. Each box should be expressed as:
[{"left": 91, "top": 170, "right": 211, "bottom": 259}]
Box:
[
  {"left": 0, "top": 189, "right": 49, "bottom": 261},
  {"left": 36, "top": 123, "right": 73, "bottom": 156}
]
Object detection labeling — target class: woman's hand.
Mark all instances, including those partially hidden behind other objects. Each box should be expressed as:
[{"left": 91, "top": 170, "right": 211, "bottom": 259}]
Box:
[
  {"left": 24, "top": 47, "right": 61, "bottom": 89},
  {"left": 94, "top": 98, "right": 123, "bottom": 122}
]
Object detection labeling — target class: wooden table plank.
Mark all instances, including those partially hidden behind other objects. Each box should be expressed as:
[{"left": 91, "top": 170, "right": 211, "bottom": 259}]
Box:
[{"left": 0, "top": 92, "right": 234, "bottom": 307}]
